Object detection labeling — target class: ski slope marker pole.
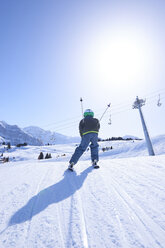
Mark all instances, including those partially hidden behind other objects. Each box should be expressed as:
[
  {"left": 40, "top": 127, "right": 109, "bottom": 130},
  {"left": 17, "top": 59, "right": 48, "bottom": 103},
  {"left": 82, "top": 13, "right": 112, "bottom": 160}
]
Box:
[
  {"left": 80, "top": 97, "right": 84, "bottom": 117},
  {"left": 99, "top": 103, "right": 111, "bottom": 122}
]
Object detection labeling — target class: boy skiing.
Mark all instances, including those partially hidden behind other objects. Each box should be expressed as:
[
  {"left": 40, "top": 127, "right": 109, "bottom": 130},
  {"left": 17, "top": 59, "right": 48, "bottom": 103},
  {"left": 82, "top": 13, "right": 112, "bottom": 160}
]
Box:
[{"left": 68, "top": 109, "right": 100, "bottom": 171}]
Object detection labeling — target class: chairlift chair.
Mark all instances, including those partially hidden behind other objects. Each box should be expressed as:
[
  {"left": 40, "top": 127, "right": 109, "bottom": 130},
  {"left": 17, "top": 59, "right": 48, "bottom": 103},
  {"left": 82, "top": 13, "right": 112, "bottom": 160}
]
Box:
[{"left": 157, "top": 94, "right": 162, "bottom": 107}]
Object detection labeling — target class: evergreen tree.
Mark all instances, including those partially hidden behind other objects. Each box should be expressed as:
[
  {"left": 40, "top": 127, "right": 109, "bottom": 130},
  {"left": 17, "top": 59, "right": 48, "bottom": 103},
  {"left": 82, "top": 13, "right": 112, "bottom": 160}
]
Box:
[
  {"left": 7, "top": 143, "right": 11, "bottom": 149},
  {"left": 38, "top": 152, "right": 44, "bottom": 160}
]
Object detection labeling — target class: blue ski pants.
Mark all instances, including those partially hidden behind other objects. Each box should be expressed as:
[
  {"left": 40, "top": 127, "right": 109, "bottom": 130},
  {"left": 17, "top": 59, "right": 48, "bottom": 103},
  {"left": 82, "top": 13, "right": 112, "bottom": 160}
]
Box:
[{"left": 69, "top": 132, "right": 99, "bottom": 165}]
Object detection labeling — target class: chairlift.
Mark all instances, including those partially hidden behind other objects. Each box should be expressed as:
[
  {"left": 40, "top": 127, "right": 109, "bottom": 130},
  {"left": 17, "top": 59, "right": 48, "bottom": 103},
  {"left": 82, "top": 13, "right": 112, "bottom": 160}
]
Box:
[
  {"left": 108, "top": 114, "right": 112, "bottom": 125},
  {"left": 157, "top": 94, "right": 162, "bottom": 107}
]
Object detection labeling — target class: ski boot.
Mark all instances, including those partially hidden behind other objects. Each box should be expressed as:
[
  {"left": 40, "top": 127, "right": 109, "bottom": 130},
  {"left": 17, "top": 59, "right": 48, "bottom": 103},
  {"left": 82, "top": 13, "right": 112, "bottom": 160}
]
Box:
[
  {"left": 68, "top": 162, "right": 74, "bottom": 171},
  {"left": 92, "top": 160, "right": 99, "bottom": 169}
]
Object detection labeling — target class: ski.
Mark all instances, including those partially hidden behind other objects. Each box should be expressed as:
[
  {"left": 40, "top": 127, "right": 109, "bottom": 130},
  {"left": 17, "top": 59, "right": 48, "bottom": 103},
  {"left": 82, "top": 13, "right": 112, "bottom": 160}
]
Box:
[
  {"left": 93, "top": 165, "right": 100, "bottom": 169},
  {"left": 67, "top": 163, "right": 100, "bottom": 172}
]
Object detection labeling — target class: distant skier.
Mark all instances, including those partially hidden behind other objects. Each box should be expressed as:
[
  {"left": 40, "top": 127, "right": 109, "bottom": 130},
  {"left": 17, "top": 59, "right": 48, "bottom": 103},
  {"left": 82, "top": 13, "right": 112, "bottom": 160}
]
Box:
[{"left": 68, "top": 109, "right": 100, "bottom": 170}]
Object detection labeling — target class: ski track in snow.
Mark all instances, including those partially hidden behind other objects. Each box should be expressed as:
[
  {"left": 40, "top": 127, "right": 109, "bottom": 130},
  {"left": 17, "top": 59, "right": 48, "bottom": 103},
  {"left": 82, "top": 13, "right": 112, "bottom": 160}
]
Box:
[
  {"left": 105, "top": 174, "right": 164, "bottom": 248},
  {"left": 100, "top": 158, "right": 165, "bottom": 248},
  {"left": 80, "top": 167, "right": 123, "bottom": 248},
  {"left": 0, "top": 151, "right": 165, "bottom": 248},
  {"left": 25, "top": 166, "right": 54, "bottom": 247},
  {"left": 67, "top": 172, "right": 89, "bottom": 248},
  {"left": 25, "top": 165, "right": 74, "bottom": 248},
  {"left": 112, "top": 178, "right": 165, "bottom": 248}
]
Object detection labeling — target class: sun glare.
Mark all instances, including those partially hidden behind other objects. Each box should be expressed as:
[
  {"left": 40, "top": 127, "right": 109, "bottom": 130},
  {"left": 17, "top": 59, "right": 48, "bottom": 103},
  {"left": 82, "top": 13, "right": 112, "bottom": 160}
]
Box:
[
  {"left": 85, "top": 33, "right": 152, "bottom": 90},
  {"left": 100, "top": 39, "right": 143, "bottom": 81}
]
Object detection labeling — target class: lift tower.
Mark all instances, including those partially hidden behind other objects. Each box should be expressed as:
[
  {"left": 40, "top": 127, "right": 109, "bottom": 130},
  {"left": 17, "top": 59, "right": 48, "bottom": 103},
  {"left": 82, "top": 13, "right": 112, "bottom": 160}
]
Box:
[{"left": 133, "top": 96, "right": 155, "bottom": 156}]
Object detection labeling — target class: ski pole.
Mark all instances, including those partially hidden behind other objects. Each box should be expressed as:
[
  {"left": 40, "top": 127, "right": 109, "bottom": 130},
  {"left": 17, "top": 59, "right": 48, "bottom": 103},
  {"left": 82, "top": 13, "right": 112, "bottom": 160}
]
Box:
[
  {"left": 80, "top": 97, "right": 84, "bottom": 117},
  {"left": 99, "top": 103, "right": 111, "bottom": 122}
]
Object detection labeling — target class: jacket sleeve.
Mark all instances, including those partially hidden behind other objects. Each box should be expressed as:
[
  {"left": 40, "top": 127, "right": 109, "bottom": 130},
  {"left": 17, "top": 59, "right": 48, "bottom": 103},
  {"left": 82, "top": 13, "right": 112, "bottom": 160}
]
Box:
[
  {"left": 79, "top": 119, "right": 84, "bottom": 137},
  {"left": 97, "top": 120, "right": 100, "bottom": 130}
]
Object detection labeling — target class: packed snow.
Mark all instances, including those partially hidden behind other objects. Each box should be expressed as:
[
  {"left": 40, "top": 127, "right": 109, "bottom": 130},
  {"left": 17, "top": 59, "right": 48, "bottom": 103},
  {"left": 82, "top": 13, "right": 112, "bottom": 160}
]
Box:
[{"left": 0, "top": 135, "right": 165, "bottom": 248}]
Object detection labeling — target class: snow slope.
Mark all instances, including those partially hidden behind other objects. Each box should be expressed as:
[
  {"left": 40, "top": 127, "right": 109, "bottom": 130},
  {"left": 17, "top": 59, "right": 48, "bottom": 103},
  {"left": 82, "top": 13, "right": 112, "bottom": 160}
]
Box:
[{"left": 0, "top": 136, "right": 165, "bottom": 248}]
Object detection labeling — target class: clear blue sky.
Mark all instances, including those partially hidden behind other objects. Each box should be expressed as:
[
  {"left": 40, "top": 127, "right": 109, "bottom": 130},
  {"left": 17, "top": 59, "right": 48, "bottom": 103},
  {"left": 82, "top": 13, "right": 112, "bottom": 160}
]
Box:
[{"left": 0, "top": 0, "right": 165, "bottom": 138}]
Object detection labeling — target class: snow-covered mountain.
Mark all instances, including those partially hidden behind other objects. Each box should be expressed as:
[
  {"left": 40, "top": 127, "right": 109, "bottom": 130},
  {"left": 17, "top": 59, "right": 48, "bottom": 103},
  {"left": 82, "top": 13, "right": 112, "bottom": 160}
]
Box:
[
  {"left": 0, "top": 121, "right": 80, "bottom": 146},
  {"left": 23, "top": 126, "right": 80, "bottom": 145},
  {"left": 0, "top": 121, "right": 42, "bottom": 146},
  {"left": 0, "top": 135, "right": 5, "bottom": 144}
]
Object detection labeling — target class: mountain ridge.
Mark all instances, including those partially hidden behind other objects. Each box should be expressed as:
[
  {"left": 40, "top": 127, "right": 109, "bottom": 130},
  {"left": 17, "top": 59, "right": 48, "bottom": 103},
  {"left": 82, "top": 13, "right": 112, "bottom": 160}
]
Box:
[
  {"left": 23, "top": 125, "right": 80, "bottom": 145},
  {"left": 0, "top": 121, "right": 42, "bottom": 146},
  {"left": 0, "top": 121, "right": 80, "bottom": 145}
]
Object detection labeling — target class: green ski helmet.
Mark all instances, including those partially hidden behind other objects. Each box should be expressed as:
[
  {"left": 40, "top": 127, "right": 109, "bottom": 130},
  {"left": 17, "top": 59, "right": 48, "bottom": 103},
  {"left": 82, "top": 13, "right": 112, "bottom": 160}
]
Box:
[{"left": 84, "top": 109, "right": 94, "bottom": 117}]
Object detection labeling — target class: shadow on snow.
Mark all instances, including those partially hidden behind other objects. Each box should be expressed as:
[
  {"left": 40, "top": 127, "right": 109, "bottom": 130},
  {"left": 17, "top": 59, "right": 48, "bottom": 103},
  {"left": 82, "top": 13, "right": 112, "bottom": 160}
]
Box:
[{"left": 8, "top": 166, "right": 93, "bottom": 226}]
